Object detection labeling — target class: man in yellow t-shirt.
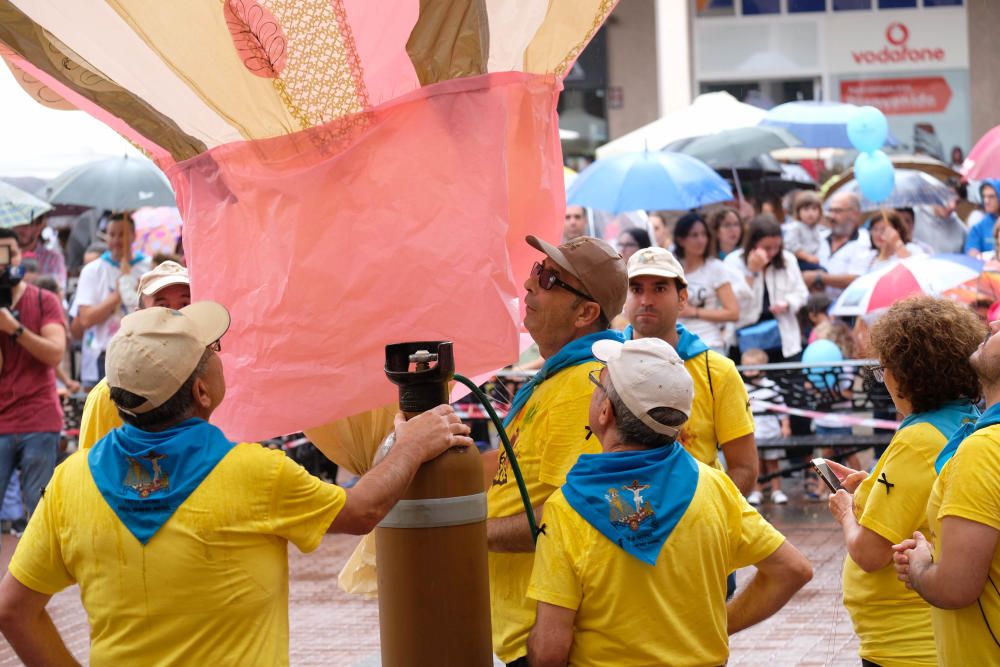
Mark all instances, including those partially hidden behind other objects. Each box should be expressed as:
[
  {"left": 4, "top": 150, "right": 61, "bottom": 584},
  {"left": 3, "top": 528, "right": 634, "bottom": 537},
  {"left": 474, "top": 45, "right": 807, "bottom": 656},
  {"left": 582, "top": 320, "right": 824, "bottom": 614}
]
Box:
[
  {"left": 894, "top": 319, "right": 1000, "bottom": 666},
  {"left": 526, "top": 338, "right": 812, "bottom": 667},
  {"left": 486, "top": 235, "right": 627, "bottom": 665},
  {"left": 622, "top": 247, "right": 757, "bottom": 495},
  {"left": 0, "top": 302, "right": 472, "bottom": 666},
  {"left": 78, "top": 260, "right": 193, "bottom": 450}
]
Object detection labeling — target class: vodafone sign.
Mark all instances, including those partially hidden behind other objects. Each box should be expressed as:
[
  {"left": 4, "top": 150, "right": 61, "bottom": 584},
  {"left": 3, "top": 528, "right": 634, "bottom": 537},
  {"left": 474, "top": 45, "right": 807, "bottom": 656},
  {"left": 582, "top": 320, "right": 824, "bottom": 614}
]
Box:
[
  {"left": 827, "top": 9, "right": 967, "bottom": 73},
  {"left": 851, "top": 23, "right": 945, "bottom": 66}
]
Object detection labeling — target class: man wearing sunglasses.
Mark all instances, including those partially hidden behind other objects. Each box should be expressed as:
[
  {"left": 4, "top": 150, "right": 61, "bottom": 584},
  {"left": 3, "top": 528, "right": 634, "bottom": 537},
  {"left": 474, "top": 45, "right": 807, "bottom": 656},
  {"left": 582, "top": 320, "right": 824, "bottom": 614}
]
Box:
[
  {"left": 0, "top": 301, "right": 471, "bottom": 666},
  {"left": 486, "top": 234, "right": 626, "bottom": 666},
  {"left": 77, "top": 260, "right": 196, "bottom": 452}
]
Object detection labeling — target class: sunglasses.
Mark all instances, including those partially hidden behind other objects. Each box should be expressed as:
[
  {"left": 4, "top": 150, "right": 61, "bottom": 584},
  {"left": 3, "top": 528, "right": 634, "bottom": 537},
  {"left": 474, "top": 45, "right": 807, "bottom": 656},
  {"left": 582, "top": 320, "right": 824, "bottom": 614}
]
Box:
[
  {"left": 531, "top": 262, "right": 597, "bottom": 304},
  {"left": 588, "top": 367, "right": 607, "bottom": 392}
]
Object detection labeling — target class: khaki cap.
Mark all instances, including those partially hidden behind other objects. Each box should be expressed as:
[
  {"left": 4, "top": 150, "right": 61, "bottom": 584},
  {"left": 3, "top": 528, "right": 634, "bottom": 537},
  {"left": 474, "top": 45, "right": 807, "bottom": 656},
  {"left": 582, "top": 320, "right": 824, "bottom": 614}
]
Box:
[
  {"left": 592, "top": 337, "right": 693, "bottom": 439},
  {"left": 626, "top": 247, "right": 688, "bottom": 287},
  {"left": 526, "top": 235, "right": 627, "bottom": 319},
  {"left": 106, "top": 302, "right": 230, "bottom": 415},
  {"left": 138, "top": 261, "right": 190, "bottom": 297}
]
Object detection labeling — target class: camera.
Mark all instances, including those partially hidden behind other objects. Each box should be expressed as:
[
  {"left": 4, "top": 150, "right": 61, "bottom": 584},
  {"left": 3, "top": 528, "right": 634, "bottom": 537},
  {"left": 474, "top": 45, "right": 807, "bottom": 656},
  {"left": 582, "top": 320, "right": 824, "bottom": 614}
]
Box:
[{"left": 0, "top": 246, "right": 25, "bottom": 310}]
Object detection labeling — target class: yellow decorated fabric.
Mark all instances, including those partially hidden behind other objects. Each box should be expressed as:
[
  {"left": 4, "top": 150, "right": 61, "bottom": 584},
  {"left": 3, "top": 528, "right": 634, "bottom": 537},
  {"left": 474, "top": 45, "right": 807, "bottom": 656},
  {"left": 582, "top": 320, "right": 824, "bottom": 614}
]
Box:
[
  {"left": 304, "top": 403, "right": 398, "bottom": 477},
  {"left": 521, "top": 0, "right": 617, "bottom": 76}
]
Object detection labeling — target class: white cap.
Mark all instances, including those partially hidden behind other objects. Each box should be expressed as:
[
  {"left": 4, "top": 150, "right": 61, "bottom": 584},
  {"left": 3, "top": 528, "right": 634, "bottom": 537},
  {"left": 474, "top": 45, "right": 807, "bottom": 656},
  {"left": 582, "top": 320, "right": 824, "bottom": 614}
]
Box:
[
  {"left": 626, "top": 247, "right": 688, "bottom": 287},
  {"left": 592, "top": 337, "right": 693, "bottom": 438},
  {"left": 138, "top": 260, "right": 190, "bottom": 297}
]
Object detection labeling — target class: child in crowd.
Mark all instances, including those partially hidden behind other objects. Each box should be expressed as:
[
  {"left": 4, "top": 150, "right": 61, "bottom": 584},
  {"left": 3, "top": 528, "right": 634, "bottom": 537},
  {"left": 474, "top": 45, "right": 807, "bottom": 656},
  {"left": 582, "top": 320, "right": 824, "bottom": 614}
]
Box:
[
  {"left": 742, "top": 348, "right": 791, "bottom": 505},
  {"left": 804, "top": 293, "right": 833, "bottom": 344},
  {"left": 783, "top": 191, "right": 825, "bottom": 271}
]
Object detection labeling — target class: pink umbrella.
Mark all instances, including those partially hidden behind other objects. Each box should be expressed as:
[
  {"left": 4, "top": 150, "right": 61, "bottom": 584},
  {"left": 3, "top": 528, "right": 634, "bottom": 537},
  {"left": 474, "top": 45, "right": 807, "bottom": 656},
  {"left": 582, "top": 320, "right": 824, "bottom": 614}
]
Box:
[
  {"left": 962, "top": 124, "right": 1000, "bottom": 180},
  {"left": 131, "top": 206, "right": 182, "bottom": 259}
]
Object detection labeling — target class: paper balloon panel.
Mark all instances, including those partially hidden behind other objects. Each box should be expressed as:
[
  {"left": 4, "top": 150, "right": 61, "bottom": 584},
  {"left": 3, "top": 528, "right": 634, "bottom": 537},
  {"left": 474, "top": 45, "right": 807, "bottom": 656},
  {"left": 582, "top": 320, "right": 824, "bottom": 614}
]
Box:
[{"left": 0, "top": 1, "right": 615, "bottom": 440}]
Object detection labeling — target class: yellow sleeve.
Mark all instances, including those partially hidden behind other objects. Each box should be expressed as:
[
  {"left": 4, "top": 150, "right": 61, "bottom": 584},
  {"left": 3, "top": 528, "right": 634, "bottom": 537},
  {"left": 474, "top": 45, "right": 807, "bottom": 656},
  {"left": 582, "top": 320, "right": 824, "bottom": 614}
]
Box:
[
  {"left": 938, "top": 433, "right": 1000, "bottom": 532},
  {"left": 728, "top": 479, "right": 785, "bottom": 570},
  {"left": 8, "top": 469, "right": 75, "bottom": 595},
  {"left": 857, "top": 428, "right": 938, "bottom": 545},
  {"left": 537, "top": 379, "right": 600, "bottom": 488},
  {"left": 527, "top": 492, "right": 584, "bottom": 611},
  {"left": 78, "top": 379, "right": 123, "bottom": 450},
  {"left": 708, "top": 354, "right": 755, "bottom": 445},
  {"left": 265, "top": 448, "right": 347, "bottom": 553}
]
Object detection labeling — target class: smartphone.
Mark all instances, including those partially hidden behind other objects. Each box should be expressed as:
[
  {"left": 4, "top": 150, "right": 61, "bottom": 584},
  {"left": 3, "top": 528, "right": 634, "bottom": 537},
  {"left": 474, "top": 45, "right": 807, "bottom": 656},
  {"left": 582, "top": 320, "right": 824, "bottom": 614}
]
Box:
[{"left": 811, "top": 458, "right": 843, "bottom": 493}]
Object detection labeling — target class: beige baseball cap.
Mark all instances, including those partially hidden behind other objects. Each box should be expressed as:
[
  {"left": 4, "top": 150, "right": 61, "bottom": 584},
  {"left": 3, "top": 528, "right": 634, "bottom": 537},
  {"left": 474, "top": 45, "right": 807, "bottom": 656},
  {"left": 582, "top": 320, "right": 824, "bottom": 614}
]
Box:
[
  {"left": 592, "top": 337, "right": 693, "bottom": 438},
  {"left": 626, "top": 247, "right": 688, "bottom": 287},
  {"left": 106, "top": 301, "right": 231, "bottom": 415},
  {"left": 526, "top": 235, "right": 627, "bottom": 319},
  {"left": 138, "top": 261, "right": 190, "bottom": 297}
]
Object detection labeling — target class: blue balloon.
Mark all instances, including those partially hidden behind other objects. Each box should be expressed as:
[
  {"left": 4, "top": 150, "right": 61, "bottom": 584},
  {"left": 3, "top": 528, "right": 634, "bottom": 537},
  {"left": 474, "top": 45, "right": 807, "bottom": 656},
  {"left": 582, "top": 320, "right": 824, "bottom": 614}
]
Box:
[
  {"left": 847, "top": 106, "right": 889, "bottom": 153},
  {"left": 854, "top": 150, "right": 895, "bottom": 202},
  {"left": 802, "top": 339, "right": 844, "bottom": 390}
]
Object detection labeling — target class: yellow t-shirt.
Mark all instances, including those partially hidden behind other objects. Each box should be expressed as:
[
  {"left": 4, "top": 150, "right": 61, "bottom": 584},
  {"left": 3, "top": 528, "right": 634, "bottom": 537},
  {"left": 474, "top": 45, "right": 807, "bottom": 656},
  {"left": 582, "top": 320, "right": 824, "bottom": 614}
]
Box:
[
  {"left": 488, "top": 361, "right": 602, "bottom": 662},
  {"left": 926, "top": 428, "right": 1000, "bottom": 666},
  {"left": 77, "top": 378, "right": 122, "bottom": 450},
  {"left": 527, "top": 463, "right": 785, "bottom": 667},
  {"left": 842, "top": 422, "right": 942, "bottom": 666},
  {"left": 9, "top": 443, "right": 346, "bottom": 667},
  {"left": 679, "top": 350, "right": 754, "bottom": 469}
]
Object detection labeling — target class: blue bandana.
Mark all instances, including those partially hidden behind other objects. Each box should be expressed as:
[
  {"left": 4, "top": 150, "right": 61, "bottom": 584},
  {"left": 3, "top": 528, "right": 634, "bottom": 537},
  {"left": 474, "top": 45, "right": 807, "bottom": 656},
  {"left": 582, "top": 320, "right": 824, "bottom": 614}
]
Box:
[
  {"left": 935, "top": 401, "right": 1000, "bottom": 474},
  {"left": 89, "top": 418, "right": 235, "bottom": 544},
  {"left": 100, "top": 250, "right": 147, "bottom": 268},
  {"left": 622, "top": 322, "right": 709, "bottom": 361},
  {"left": 503, "top": 329, "right": 624, "bottom": 427},
  {"left": 562, "top": 443, "right": 699, "bottom": 565}
]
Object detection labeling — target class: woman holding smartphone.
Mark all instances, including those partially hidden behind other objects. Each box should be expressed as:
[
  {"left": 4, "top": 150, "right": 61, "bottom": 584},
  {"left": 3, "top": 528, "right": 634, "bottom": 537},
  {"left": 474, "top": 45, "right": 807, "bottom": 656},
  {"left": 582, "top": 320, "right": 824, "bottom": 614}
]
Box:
[{"left": 824, "top": 296, "right": 984, "bottom": 667}]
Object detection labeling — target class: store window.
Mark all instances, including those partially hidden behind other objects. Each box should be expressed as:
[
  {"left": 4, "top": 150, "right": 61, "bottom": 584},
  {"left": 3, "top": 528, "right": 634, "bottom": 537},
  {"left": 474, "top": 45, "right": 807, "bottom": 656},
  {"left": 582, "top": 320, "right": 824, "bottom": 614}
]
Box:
[
  {"left": 788, "top": 0, "right": 826, "bottom": 11},
  {"left": 832, "top": 0, "right": 871, "bottom": 9},
  {"left": 923, "top": 0, "right": 962, "bottom": 6},
  {"left": 878, "top": 0, "right": 916, "bottom": 7},
  {"left": 695, "top": 0, "right": 736, "bottom": 16},
  {"left": 742, "top": 0, "right": 780, "bottom": 14}
]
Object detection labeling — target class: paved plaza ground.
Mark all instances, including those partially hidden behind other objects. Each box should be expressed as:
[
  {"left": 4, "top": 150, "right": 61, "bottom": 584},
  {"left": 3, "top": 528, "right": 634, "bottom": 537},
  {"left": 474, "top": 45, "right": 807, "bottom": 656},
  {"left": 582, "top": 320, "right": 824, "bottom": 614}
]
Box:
[{"left": 0, "top": 490, "right": 860, "bottom": 666}]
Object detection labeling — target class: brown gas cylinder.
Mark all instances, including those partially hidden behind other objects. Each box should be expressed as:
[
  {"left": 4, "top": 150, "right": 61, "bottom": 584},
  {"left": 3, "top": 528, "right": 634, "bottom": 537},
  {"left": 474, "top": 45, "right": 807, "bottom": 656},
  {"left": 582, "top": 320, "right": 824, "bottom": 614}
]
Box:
[{"left": 375, "top": 342, "right": 492, "bottom": 667}]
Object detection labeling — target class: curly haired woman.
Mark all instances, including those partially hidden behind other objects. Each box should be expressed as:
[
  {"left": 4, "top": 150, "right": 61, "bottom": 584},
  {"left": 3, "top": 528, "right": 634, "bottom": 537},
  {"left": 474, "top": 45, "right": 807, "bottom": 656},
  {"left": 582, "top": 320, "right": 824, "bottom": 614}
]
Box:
[{"left": 823, "top": 296, "right": 985, "bottom": 667}]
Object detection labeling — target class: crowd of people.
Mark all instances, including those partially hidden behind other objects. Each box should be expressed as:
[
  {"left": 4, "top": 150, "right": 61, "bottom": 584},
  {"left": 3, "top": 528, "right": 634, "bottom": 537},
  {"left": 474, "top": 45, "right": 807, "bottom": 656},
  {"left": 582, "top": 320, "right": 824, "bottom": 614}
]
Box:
[{"left": 0, "top": 191, "right": 996, "bottom": 666}]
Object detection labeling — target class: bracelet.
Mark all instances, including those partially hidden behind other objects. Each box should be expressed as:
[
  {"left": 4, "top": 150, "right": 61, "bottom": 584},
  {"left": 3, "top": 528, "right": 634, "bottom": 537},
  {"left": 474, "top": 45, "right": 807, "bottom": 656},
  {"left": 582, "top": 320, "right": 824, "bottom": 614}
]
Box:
[{"left": 11, "top": 324, "right": 24, "bottom": 341}]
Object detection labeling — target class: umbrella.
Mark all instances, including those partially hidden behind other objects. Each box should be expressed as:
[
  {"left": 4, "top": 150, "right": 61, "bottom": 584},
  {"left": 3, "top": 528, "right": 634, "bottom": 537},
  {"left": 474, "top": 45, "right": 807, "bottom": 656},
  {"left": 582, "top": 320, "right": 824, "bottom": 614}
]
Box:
[
  {"left": 823, "top": 169, "right": 955, "bottom": 212},
  {"left": 596, "top": 91, "right": 766, "bottom": 158},
  {"left": 42, "top": 155, "right": 175, "bottom": 210},
  {"left": 832, "top": 254, "right": 983, "bottom": 316},
  {"left": 962, "top": 123, "right": 1000, "bottom": 180},
  {"left": 664, "top": 126, "right": 801, "bottom": 169},
  {"left": 943, "top": 260, "right": 1000, "bottom": 304},
  {"left": 759, "top": 101, "right": 899, "bottom": 149},
  {"left": 566, "top": 151, "right": 733, "bottom": 214},
  {"left": 0, "top": 180, "right": 52, "bottom": 228},
  {"left": 132, "top": 206, "right": 183, "bottom": 258},
  {"left": 822, "top": 154, "right": 960, "bottom": 198}
]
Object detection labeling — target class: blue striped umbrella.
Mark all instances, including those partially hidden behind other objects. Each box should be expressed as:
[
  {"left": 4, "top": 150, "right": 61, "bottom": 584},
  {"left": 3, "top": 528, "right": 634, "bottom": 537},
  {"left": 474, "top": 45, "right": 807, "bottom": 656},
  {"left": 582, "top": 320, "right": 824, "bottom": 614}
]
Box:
[
  {"left": 826, "top": 169, "right": 954, "bottom": 211},
  {"left": 760, "top": 101, "right": 899, "bottom": 149},
  {"left": 0, "top": 181, "right": 52, "bottom": 229}
]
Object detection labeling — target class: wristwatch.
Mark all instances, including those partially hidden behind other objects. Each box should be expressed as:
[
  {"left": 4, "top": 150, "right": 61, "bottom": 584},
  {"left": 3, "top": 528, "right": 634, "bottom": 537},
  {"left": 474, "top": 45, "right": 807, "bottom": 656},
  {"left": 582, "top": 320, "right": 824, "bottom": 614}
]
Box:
[{"left": 11, "top": 324, "right": 24, "bottom": 341}]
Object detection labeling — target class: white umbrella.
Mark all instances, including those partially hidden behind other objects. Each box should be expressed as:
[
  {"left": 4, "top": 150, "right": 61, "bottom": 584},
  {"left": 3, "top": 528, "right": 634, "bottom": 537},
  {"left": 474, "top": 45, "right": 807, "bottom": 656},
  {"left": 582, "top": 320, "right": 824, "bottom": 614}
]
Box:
[{"left": 596, "top": 92, "right": 766, "bottom": 159}]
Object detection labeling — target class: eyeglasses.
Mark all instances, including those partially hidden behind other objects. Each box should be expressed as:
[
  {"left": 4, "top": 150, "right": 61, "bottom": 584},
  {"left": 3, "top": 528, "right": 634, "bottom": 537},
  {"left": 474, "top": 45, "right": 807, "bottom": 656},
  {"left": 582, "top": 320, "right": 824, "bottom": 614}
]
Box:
[
  {"left": 869, "top": 365, "right": 885, "bottom": 383},
  {"left": 209, "top": 340, "right": 222, "bottom": 353},
  {"left": 588, "top": 367, "right": 607, "bottom": 393},
  {"left": 531, "top": 262, "right": 597, "bottom": 304}
]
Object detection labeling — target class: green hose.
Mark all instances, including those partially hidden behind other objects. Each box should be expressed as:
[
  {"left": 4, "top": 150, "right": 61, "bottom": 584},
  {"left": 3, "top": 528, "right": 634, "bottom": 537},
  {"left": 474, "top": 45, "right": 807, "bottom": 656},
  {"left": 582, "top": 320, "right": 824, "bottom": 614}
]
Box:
[{"left": 453, "top": 373, "right": 540, "bottom": 544}]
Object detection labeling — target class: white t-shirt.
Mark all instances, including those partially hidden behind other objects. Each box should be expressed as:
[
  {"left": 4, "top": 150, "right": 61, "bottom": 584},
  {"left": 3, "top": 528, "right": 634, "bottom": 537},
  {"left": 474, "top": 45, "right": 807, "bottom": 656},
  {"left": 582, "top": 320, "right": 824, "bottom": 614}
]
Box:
[
  {"left": 818, "top": 228, "right": 872, "bottom": 299},
  {"left": 70, "top": 255, "right": 151, "bottom": 384},
  {"left": 678, "top": 257, "right": 733, "bottom": 351},
  {"left": 865, "top": 243, "right": 927, "bottom": 274},
  {"left": 746, "top": 377, "right": 783, "bottom": 441},
  {"left": 783, "top": 221, "right": 823, "bottom": 256}
]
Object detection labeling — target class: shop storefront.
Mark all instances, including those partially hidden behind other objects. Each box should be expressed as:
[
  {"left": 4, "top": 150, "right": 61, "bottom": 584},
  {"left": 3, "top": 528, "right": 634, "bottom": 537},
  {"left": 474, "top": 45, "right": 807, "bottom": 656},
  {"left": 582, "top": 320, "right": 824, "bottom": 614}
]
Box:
[{"left": 692, "top": 1, "right": 969, "bottom": 159}]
